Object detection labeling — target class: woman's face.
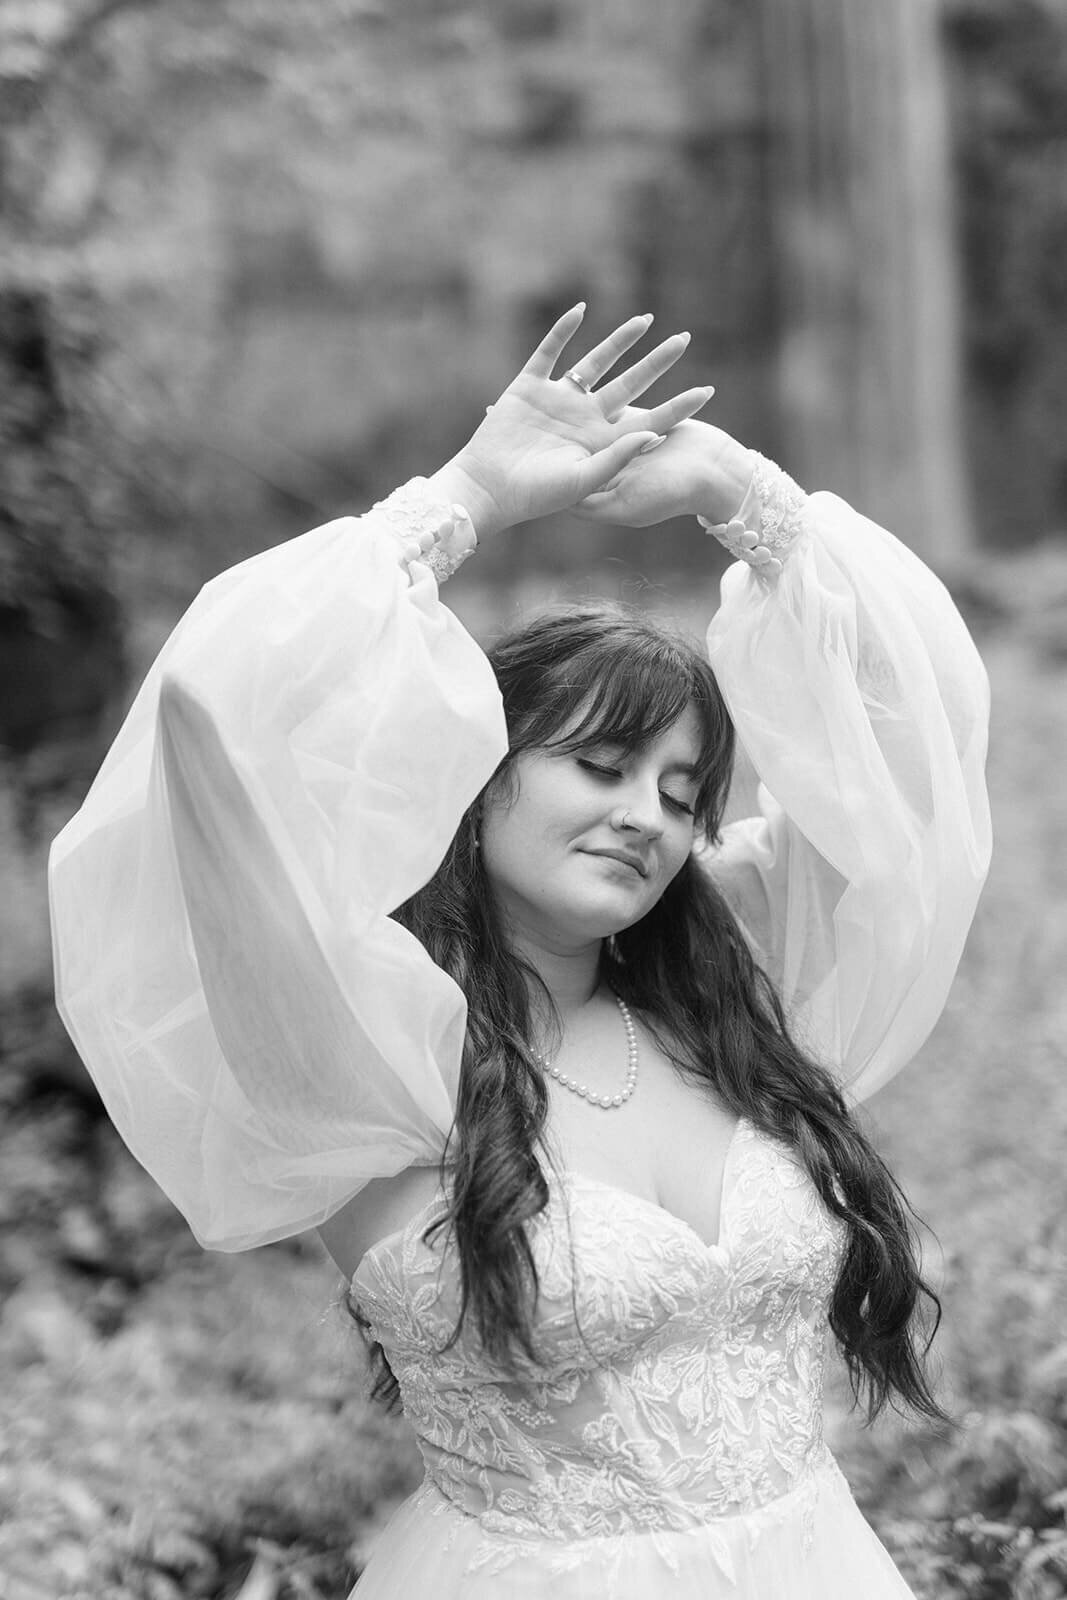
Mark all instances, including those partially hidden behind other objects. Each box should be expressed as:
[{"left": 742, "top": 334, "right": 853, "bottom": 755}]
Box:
[{"left": 480, "top": 704, "right": 703, "bottom": 948}]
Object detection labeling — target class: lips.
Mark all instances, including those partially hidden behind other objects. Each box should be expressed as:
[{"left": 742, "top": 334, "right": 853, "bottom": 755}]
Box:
[{"left": 585, "top": 848, "right": 648, "bottom": 878}]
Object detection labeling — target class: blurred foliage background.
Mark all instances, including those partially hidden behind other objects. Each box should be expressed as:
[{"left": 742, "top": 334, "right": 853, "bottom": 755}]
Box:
[{"left": 1, "top": 1, "right": 1066, "bottom": 1597}]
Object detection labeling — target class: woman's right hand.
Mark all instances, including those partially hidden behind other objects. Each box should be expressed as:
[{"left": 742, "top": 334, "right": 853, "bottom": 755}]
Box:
[
  {"left": 427, "top": 305, "right": 715, "bottom": 539},
  {"left": 572, "top": 416, "right": 756, "bottom": 529}
]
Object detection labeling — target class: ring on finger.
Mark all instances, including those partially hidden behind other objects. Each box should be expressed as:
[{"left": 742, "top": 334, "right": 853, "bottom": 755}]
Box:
[{"left": 564, "top": 368, "right": 594, "bottom": 393}]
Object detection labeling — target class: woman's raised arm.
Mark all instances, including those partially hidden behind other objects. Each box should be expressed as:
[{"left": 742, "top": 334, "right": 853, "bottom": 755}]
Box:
[
  {"left": 703, "top": 462, "right": 991, "bottom": 1103},
  {"left": 48, "top": 509, "right": 506, "bottom": 1252},
  {"left": 48, "top": 309, "right": 714, "bottom": 1251},
  {"left": 578, "top": 424, "right": 992, "bottom": 1104}
]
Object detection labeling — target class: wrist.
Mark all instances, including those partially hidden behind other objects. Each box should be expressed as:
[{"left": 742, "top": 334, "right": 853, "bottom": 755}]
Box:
[
  {"left": 692, "top": 437, "right": 757, "bottom": 525},
  {"left": 372, "top": 476, "right": 478, "bottom": 585},
  {"left": 695, "top": 451, "right": 808, "bottom": 580},
  {"left": 427, "top": 454, "right": 506, "bottom": 542}
]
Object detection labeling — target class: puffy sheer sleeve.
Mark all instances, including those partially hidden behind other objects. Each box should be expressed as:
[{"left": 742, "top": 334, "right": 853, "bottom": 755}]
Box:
[
  {"left": 700, "top": 461, "right": 991, "bottom": 1105},
  {"left": 48, "top": 492, "right": 507, "bottom": 1251}
]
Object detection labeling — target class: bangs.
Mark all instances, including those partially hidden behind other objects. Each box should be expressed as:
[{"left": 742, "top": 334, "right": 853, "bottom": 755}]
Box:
[
  {"left": 520, "top": 635, "right": 732, "bottom": 835},
  {"left": 543, "top": 648, "right": 694, "bottom": 758},
  {"left": 490, "top": 604, "right": 736, "bottom": 839}
]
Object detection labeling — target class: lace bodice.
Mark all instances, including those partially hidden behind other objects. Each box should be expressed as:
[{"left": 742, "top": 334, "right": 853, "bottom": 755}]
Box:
[{"left": 353, "top": 1118, "right": 847, "bottom": 1552}]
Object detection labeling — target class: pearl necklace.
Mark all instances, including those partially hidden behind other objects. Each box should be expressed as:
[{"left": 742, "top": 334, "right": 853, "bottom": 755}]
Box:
[{"left": 535, "top": 994, "right": 638, "bottom": 1110}]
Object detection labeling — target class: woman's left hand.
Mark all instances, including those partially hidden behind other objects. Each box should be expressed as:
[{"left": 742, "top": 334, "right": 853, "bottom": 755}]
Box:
[
  {"left": 572, "top": 415, "right": 756, "bottom": 529},
  {"left": 429, "top": 308, "right": 717, "bottom": 539}
]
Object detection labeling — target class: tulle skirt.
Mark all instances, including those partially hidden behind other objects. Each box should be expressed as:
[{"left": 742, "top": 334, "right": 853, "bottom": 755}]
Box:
[{"left": 349, "top": 1452, "right": 916, "bottom": 1599}]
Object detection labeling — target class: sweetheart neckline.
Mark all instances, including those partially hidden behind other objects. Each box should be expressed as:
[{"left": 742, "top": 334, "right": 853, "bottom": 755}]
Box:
[
  {"left": 351, "top": 1117, "right": 750, "bottom": 1285},
  {"left": 557, "top": 1114, "right": 747, "bottom": 1258}
]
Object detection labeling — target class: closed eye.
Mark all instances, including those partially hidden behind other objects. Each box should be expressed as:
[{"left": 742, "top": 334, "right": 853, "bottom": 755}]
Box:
[
  {"left": 577, "top": 758, "right": 621, "bottom": 780},
  {"left": 662, "top": 794, "right": 695, "bottom": 817},
  {"left": 578, "top": 759, "right": 695, "bottom": 818}
]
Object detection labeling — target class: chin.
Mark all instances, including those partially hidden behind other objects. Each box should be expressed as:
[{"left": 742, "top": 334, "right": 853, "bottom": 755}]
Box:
[{"left": 555, "top": 893, "right": 653, "bottom": 944}]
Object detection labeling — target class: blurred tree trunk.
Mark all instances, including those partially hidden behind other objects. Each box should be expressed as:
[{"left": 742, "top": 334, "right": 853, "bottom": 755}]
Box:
[
  {"left": 0, "top": 7, "right": 131, "bottom": 1043},
  {"left": 761, "top": 0, "right": 973, "bottom": 559}
]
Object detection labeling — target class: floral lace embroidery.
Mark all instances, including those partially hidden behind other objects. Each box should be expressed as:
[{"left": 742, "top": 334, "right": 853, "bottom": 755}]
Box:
[
  {"left": 371, "top": 477, "right": 477, "bottom": 584},
  {"left": 749, "top": 454, "right": 808, "bottom": 558},
  {"left": 352, "top": 1121, "right": 847, "bottom": 1574},
  {"left": 698, "top": 455, "right": 808, "bottom": 584}
]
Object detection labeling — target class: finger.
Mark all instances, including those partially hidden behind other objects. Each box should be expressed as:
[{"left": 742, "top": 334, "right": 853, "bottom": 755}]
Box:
[
  {"left": 520, "top": 302, "right": 587, "bottom": 378},
  {"left": 597, "top": 332, "right": 691, "bottom": 417},
  {"left": 574, "top": 432, "right": 661, "bottom": 498},
  {"left": 642, "top": 385, "right": 716, "bottom": 435},
  {"left": 569, "top": 313, "right": 655, "bottom": 387},
  {"left": 570, "top": 490, "right": 614, "bottom": 520},
  {"left": 576, "top": 476, "right": 624, "bottom": 506}
]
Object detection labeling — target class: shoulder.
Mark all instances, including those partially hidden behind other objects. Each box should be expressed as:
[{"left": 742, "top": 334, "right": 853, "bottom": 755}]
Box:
[{"left": 317, "top": 1163, "right": 446, "bottom": 1279}]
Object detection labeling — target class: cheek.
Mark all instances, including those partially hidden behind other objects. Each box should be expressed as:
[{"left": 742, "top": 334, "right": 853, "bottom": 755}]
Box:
[
  {"left": 479, "top": 799, "right": 555, "bottom": 888},
  {"left": 482, "top": 772, "right": 588, "bottom": 861},
  {"left": 479, "top": 813, "right": 522, "bottom": 880},
  {"left": 660, "top": 827, "right": 695, "bottom": 884}
]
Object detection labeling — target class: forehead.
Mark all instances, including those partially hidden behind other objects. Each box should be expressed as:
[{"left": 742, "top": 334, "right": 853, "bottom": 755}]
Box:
[
  {"left": 654, "top": 703, "right": 703, "bottom": 763},
  {"left": 565, "top": 700, "right": 703, "bottom": 766}
]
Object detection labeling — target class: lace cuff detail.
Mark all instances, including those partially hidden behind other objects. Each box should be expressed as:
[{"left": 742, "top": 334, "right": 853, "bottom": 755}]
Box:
[
  {"left": 697, "top": 453, "right": 808, "bottom": 582},
  {"left": 372, "top": 476, "right": 477, "bottom": 585}
]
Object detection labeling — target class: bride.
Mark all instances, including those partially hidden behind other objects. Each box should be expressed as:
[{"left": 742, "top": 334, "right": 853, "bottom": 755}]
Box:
[{"left": 49, "top": 306, "right": 991, "bottom": 1597}]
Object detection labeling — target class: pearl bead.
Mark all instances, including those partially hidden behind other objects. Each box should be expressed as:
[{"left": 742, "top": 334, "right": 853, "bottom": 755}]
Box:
[{"left": 535, "top": 995, "right": 638, "bottom": 1110}]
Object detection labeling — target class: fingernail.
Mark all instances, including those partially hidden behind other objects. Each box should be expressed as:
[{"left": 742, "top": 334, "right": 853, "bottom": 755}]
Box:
[
  {"left": 639, "top": 435, "right": 668, "bottom": 454},
  {"left": 676, "top": 331, "right": 691, "bottom": 345},
  {"left": 572, "top": 301, "right": 586, "bottom": 315},
  {"left": 641, "top": 312, "right": 655, "bottom": 323},
  {"left": 702, "top": 385, "right": 716, "bottom": 398}
]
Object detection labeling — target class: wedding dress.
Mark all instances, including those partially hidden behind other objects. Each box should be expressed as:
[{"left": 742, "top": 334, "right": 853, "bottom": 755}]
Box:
[
  {"left": 350, "top": 1117, "right": 913, "bottom": 1598},
  {"left": 48, "top": 460, "right": 991, "bottom": 1598}
]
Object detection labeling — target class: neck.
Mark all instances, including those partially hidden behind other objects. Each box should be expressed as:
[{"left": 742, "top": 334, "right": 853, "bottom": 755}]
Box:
[{"left": 507, "top": 925, "right": 603, "bottom": 1031}]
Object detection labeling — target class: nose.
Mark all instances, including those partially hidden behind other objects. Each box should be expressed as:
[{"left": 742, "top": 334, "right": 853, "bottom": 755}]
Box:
[{"left": 612, "top": 782, "right": 665, "bottom": 840}]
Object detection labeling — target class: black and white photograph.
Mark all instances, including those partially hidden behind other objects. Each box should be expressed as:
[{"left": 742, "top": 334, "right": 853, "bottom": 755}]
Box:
[{"left": 1, "top": 2, "right": 1065, "bottom": 1597}]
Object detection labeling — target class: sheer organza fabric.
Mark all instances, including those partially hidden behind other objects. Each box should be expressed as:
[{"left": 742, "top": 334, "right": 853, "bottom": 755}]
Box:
[
  {"left": 706, "top": 491, "right": 990, "bottom": 1095},
  {"left": 49, "top": 484, "right": 990, "bottom": 1253},
  {"left": 49, "top": 521, "right": 506, "bottom": 1250},
  {"left": 351, "top": 1457, "right": 916, "bottom": 1600}
]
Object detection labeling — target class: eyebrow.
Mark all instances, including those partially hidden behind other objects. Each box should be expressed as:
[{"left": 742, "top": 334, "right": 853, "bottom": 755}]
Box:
[{"left": 564, "top": 735, "right": 700, "bottom": 779}]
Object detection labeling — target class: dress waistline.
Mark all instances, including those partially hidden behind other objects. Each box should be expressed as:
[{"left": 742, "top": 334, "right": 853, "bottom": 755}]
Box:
[{"left": 417, "top": 1443, "right": 845, "bottom": 1555}]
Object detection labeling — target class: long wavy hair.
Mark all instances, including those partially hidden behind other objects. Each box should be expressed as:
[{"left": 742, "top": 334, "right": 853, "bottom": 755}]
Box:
[{"left": 351, "top": 601, "right": 946, "bottom": 1425}]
